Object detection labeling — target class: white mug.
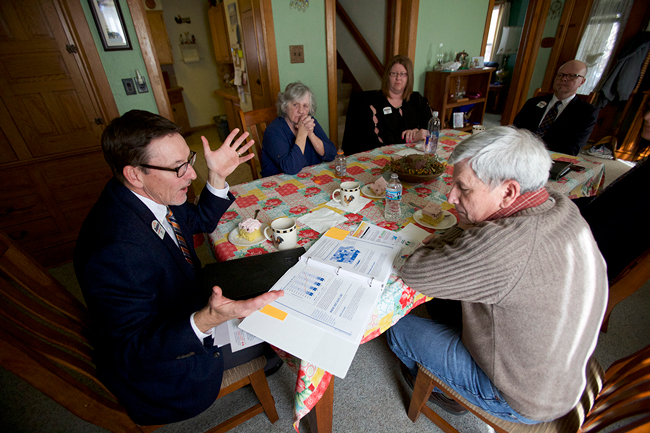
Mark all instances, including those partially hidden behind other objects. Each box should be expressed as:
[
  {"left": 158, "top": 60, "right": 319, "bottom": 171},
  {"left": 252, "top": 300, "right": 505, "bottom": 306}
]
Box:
[
  {"left": 331, "top": 181, "right": 361, "bottom": 207},
  {"left": 472, "top": 125, "right": 486, "bottom": 135},
  {"left": 264, "top": 217, "right": 297, "bottom": 250}
]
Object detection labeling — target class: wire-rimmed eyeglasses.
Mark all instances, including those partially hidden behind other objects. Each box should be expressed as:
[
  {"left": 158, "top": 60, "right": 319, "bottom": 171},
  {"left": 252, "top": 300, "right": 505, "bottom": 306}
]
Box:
[
  {"left": 140, "top": 151, "right": 196, "bottom": 178},
  {"left": 555, "top": 73, "right": 585, "bottom": 81}
]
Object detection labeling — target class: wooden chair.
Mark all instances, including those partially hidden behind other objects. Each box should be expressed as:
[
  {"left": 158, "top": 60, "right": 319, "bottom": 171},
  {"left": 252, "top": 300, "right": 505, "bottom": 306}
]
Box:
[
  {"left": 0, "top": 231, "right": 279, "bottom": 433},
  {"left": 238, "top": 106, "right": 278, "bottom": 180},
  {"left": 533, "top": 88, "right": 597, "bottom": 105},
  {"left": 601, "top": 247, "right": 650, "bottom": 332},
  {"left": 406, "top": 345, "right": 650, "bottom": 433}
]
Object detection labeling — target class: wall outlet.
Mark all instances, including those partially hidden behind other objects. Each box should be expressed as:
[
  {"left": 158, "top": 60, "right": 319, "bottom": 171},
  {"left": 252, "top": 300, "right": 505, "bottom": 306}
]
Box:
[
  {"left": 290, "top": 45, "right": 304, "bottom": 63},
  {"left": 135, "top": 78, "right": 149, "bottom": 93},
  {"left": 122, "top": 78, "right": 136, "bottom": 95}
]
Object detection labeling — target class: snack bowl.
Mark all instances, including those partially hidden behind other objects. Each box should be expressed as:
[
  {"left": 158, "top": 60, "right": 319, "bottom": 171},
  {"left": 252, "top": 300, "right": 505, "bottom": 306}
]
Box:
[{"left": 383, "top": 154, "right": 446, "bottom": 184}]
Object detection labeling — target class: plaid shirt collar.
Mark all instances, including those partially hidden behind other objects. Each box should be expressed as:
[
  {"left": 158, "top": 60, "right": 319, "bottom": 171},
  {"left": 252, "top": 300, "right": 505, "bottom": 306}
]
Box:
[{"left": 486, "top": 188, "right": 550, "bottom": 221}]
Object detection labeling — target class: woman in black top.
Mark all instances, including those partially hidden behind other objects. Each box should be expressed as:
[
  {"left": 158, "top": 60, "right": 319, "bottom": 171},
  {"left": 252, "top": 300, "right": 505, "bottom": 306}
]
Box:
[{"left": 342, "top": 55, "right": 432, "bottom": 155}]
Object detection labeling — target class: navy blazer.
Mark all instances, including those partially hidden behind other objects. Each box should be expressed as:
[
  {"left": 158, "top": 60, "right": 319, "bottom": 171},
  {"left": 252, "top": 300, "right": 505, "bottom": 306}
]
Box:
[
  {"left": 74, "top": 178, "right": 234, "bottom": 425},
  {"left": 513, "top": 94, "right": 599, "bottom": 156}
]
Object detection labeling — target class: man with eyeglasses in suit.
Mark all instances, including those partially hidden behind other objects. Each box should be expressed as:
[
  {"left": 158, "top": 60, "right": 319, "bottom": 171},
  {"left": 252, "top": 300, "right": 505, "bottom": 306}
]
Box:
[
  {"left": 513, "top": 60, "right": 599, "bottom": 156},
  {"left": 74, "top": 110, "right": 284, "bottom": 425}
]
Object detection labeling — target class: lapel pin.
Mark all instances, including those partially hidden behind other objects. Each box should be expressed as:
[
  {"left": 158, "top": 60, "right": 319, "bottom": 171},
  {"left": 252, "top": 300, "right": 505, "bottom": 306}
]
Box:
[{"left": 151, "top": 220, "right": 165, "bottom": 239}]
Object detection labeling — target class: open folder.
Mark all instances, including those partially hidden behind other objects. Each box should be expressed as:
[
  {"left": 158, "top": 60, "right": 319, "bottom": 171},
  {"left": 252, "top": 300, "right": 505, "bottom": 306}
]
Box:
[
  {"left": 239, "top": 222, "right": 404, "bottom": 378},
  {"left": 203, "top": 247, "right": 305, "bottom": 300}
]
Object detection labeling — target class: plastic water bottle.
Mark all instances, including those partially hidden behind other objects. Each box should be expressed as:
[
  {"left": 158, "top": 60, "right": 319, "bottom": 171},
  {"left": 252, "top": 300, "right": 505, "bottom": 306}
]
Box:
[
  {"left": 334, "top": 149, "right": 347, "bottom": 178},
  {"left": 384, "top": 173, "right": 402, "bottom": 222},
  {"left": 425, "top": 111, "right": 440, "bottom": 155}
]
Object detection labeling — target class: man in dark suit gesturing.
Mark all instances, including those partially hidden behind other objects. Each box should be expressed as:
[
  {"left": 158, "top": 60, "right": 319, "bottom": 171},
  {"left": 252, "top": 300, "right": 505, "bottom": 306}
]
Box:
[
  {"left": 74, "top": 110, "right": 284, "bottom": 425},
  {"left": 513, "top": 60, "right": 599, "bottom": 156}
]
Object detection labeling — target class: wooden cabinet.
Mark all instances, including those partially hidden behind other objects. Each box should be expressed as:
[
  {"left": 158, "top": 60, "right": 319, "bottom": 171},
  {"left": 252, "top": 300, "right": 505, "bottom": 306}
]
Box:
[
  {"left": 167, "top": 87, "right": 191, "bottom": 133},
  {"left": 424, "top": 68, "right": 495, "bottom": 131},
  {"left": 214, "top": 88, "right": 242, "bottom": 133},
  {"left": 208, "top": 3, "right": 232, "bottom": 63},
  {"left": 146, "top": 11, "right": 174, "bottom": 65}
]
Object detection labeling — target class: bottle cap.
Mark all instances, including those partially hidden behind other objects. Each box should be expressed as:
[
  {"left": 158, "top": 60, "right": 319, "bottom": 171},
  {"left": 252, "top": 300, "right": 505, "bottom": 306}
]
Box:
[
  {"left": 433, "top": 111, "right": 439, "bottom": 117},
  {"left": 337, "top": 149, "right": 344, "bottom": 154},
  {"left": 391, "top": 173, "right": 398, "bottom": 179}
]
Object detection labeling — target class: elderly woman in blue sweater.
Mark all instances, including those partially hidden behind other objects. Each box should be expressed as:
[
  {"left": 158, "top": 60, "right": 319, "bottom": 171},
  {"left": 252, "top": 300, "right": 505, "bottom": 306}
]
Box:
[{"left": 261, "top": 82, "right": 337, "bottom": 177}]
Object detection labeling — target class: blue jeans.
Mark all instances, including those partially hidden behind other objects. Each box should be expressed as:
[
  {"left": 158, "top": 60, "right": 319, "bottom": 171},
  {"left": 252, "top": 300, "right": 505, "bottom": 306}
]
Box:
[{"left": 387, "top": 314, "right": 541, "bottom": 424}]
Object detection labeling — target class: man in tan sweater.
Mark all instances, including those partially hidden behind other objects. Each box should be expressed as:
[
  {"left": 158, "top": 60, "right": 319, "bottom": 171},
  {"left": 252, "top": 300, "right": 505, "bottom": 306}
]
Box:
[{"left": 387, "top": 127, "right": 607, "bottom": 423}]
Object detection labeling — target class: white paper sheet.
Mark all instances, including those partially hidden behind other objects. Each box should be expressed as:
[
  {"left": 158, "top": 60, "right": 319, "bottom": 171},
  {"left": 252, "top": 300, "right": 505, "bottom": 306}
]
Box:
[{"left": 239, "top": 223, "right": 403, "bottom": 378}]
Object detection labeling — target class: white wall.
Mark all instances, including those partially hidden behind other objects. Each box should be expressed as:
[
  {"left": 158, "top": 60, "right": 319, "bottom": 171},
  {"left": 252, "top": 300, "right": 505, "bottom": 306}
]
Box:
[
  {"left": 336, "top": 0, "right": 385, "bottom": 90},
  {"left": 159, "top": 0, "right": 226, "bottom": 127}
]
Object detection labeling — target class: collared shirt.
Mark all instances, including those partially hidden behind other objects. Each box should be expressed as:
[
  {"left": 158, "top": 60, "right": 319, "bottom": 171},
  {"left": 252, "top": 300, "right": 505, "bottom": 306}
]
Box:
[
  {"left": 132, "top": 181, "right": 228, "bottom": 247},
  {"left": 537, "top": 94, "right": 576, "bottom": 128},
  {"left": 487, "top": 187, "right": 550, "bottom": 221},
  {"left": 131, "top": 180, "right": 230, "bottom": 344}
]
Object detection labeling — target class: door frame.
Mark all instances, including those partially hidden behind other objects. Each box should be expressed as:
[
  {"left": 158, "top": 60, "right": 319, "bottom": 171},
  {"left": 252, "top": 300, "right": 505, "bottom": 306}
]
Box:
[{"left": 500, "top": 0, "right": 553, "bottom": 125}]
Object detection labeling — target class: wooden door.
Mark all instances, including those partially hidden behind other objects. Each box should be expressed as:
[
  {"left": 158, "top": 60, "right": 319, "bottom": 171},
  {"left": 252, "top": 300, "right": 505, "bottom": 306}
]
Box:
[
  {"left": 0, "top": 0, "right": 105, "bottom": 160},
  {"left": 240, "top": 0, "right": 273, "bottom": 109}
]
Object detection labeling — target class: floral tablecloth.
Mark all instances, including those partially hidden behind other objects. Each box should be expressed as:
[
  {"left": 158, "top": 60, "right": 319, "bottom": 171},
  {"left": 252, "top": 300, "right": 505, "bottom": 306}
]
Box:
[{"left": 206, "top": 129, "right": 604, "bottom": 431}]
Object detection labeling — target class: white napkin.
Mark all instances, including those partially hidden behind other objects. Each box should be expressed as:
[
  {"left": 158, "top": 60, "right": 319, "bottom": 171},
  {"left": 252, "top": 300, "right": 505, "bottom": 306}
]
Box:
[
  {"left": 325, "top": 195, "right": 372, "bottom": 214},
  {"left": 396, "top": 148, "right": 422, "bottom": 156},
  {"left": 297, "top": 208, "right": 347, "bottom": 233}
]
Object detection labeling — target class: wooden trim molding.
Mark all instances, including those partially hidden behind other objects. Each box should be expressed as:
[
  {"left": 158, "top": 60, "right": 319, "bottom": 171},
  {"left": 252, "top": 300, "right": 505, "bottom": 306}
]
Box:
[
  {"left": 260, "top": 0, "right": 280, "bottom": 101},
  {"left": 59, "top": 0, "right": 119, "bottom": 122},
  {"left": 398, "top": 0, "right": 419, "bottom": 60},
  {"left": 480, "top": 0, "right": 496, "bottom": 57},
  {"left": 326, "top": 0, "right": 338, "bottom": 145},
  {"left": 501, "top": 0, "right": 552, "bottom": 125},
  {"left": 126, "top": 0, "right": 173, "bottom": 121}
]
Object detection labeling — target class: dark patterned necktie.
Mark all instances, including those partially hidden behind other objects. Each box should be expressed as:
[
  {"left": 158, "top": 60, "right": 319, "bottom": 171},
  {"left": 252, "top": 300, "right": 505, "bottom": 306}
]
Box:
[
  {"left": 166, "top": 208, "right": 194, "bottom": 268},
  {"left": 536, "top": 101, "right": 562, "bottom": 138}
]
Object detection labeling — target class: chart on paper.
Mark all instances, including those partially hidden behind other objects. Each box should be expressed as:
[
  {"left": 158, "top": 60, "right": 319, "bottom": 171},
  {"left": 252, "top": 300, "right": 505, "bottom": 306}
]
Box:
[{"left": 284, "top": 267, "right": 330, "bottom": 303}]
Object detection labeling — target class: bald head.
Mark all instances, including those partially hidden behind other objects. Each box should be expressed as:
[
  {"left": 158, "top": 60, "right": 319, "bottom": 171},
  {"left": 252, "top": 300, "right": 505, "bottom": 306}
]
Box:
[{"left": 553, "top": 60, "right": 587, "bottom": 100}]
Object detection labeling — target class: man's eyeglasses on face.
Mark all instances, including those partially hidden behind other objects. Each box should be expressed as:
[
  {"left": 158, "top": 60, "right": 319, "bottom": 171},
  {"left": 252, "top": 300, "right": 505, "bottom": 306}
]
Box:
[
  {"left": 140, "top": 151, "right": 197, "bottom": 178},
  {"left": 555, "top": 73, "right": 585, "bottom": 81},
  {"left": 389, "top": 72, "right": 408, "bottom": 78}
]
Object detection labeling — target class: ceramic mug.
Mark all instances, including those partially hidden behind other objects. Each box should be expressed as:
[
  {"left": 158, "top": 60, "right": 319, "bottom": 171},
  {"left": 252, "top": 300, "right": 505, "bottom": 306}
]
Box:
[
  {"left": 472, "top": 125, "right": 486, "bottom": 135},
  {"left": 331, "top": 181, "right": 361, "bottom": 207},
  {"left": 264, "top": 217, "right": 297, "bottom": 250}
]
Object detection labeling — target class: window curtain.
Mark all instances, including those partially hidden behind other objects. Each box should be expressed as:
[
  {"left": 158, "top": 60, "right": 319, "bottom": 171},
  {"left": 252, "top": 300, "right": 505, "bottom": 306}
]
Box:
[
  {"left": 492, "top": 1, "right": 511, "bottom": 68},
  {"left": 575, "top": 0, "right": 634, "bottom": 94}
]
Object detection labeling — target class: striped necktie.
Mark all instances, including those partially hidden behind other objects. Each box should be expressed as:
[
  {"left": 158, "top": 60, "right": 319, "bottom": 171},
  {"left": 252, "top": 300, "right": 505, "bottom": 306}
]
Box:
[
  {"left": 536, "top": 100, "right": 562, "bottom": 138},
  {"left": 166, "top": 208, "right": 194, "bottom": 268}
]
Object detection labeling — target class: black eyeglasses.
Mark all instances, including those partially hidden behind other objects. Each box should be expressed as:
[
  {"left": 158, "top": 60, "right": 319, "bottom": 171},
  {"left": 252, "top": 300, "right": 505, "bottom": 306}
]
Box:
[
  {"left": 555, "top": 73, "right": 585, "bottom": 81},
  {"left": 389, "top": 72, "right": 408, "bottom": 78},
  {"left": 140, "top": 151, "right": 196, "bottom": 178}
]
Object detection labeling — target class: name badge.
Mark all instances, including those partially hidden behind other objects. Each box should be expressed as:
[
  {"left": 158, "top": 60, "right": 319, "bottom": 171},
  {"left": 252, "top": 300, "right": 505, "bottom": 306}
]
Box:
[
  {"left": 537, "top": 101, "right": 547, "bottom": 108},
  {"left": 152, "top": 220, "right": 165, "bottom": 239},
  {"left": 383, "top": 106, "right": 392, "bottom": 115}
]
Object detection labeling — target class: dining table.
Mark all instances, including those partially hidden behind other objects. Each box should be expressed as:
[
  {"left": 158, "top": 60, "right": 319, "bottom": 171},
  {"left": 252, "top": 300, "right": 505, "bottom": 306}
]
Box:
[{"left": 206, "top": 129, "right": 605, "bottom": 432}]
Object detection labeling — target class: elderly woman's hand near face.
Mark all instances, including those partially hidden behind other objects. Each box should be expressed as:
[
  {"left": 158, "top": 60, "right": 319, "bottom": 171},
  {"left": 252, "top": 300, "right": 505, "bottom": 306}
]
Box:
[{"left": 301, "top": 115, "right": 316, "bottom": 134}]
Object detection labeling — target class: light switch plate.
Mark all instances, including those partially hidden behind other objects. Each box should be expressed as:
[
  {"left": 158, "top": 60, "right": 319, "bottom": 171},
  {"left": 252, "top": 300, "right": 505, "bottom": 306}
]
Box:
[
  {"left": 122, "top": 78, "right": 136, "bottom": 95},
  {"left": 290, "top": 45, "right": 304, "bottom": 63}
]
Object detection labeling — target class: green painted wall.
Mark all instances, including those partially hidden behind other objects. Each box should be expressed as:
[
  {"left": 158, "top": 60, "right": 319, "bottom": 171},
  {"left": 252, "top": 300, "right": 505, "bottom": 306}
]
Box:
[
  {"left": 81, "top": 0, "right": 158, "bottom": 115},
  {"left": 528, "top": 0, "right": 565, "bottom": 99},
  {"left": 414, "top": 0, "right": 491, "bottom": 93},
  {"left": 271, "top": 0, "right": 330, "bottom": 131}
]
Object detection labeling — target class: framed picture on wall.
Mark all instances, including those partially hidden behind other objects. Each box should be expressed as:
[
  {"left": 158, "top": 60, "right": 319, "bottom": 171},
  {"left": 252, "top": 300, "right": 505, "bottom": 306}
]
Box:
[{"left": 88, "top": 0, "right": 132, "bottom": 51}]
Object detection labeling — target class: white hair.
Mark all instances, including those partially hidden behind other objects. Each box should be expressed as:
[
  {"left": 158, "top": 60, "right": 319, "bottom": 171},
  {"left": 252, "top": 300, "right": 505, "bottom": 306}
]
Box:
[
  {"left": 276, "top": 82, "right": 316, "bottom": 117},
  {"left": 449, "top": 127, "right": 552, "bottom": 193}
]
